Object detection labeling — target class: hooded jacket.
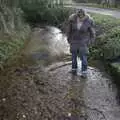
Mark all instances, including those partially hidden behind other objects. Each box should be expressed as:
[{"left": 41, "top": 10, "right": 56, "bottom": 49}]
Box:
[{"left": 67, "top": 13, "right": 96, "bottom": 49}]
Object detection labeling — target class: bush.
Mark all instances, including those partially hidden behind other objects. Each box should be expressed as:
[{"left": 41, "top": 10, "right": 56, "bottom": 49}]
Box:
[
  {"left": 0, "top": 25, "right": 30, "bottom": 69},
  {"left": 20, "top": 0, "right": 72, "bottom": 25},
  {"left": 89, "top": 13, "right": 120, "bottom": 60},
  {"left": 101, "top": 27, "right": 120, "bottom": 60},
  {"left": 90, "top": 13, "right": 120, "bottom": 35},
  {"left": 0, "top": 2, "right": 30, "bottom": 69}
]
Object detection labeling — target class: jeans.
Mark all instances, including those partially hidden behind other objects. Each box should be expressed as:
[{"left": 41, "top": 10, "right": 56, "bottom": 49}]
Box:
[{"left": 71, "top": 48, "right": 88, "bottom": 72}]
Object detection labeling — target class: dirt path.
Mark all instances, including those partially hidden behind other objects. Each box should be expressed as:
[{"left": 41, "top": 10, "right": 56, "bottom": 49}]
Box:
[{"left": 0, "top": 27, "right": 120, "bottom": 120}]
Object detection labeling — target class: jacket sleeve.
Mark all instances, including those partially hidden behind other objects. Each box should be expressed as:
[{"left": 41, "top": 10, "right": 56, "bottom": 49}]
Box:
[
  {"left": 66, "top": 14, "right": 74, "bottom": 43},
  {"left": 66, "top": 20, "right": 72, "bottom": 43},
  {"left": 88, "top": 19, "right": 96, "bottom": 44}
]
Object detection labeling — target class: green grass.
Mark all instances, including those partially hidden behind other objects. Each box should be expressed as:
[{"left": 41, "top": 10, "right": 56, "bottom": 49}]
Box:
[
  {"left": 88, "top": 13, "right": 120, "bottom": 80},
  {"left": 20, "top": 0, "right": 72, "bottom": 26},
  {"left": 90, "top": 13, "right": 120, "bottom": 34},
  {"left": 89, "top": 13, "right": 120, "bottom": 60},
  {"left": 0, "top": 26, "right": 30, "bottom": 69}
]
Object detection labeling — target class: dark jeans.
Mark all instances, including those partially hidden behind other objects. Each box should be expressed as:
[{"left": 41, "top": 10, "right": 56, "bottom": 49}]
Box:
[{"left": 71, "top": 48, "right": 88, "bottom": 72}]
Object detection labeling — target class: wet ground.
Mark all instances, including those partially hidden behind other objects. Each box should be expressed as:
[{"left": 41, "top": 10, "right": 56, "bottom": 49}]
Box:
[{"left": 0, "top": 27, "right": 120, "bottom": 120}]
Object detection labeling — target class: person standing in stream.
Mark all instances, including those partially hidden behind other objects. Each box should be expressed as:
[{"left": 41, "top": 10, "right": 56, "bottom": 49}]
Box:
[{"left": 66, "top": 9, "right": 96, "bottom": 78}]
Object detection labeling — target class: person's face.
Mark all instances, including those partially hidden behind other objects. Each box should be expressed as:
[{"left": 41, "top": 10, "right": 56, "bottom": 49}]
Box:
[{"left": 77, "top": 12, "right": 85, "bottom": 19}]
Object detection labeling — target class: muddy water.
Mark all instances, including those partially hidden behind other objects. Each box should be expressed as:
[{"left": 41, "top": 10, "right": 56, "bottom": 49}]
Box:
[
  {"left": 0, "top": 26, "right": 120, "bottom": 120},
  {"left": 23, "top": 26, "right": 70, "bottom": 64}
]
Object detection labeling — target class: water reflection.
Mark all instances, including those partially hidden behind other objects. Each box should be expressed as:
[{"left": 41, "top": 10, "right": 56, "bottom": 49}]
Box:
[
  {"left": 46, "top": 26, "right": 69, "bottom": 56},
  {"left": 24, "top": 26, "right": 69, "bottom": 63}
]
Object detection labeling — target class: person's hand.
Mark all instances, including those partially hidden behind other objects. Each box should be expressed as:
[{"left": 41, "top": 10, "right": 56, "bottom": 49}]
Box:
[
  {"left": 67, "top": 37, "right": 70, "bottom": 44},
  {"left": 91, "top": 38, "right": 95, "bottom": 44},
  {"left": 88, "top": 38, "right": 95, "bottom": 46}
]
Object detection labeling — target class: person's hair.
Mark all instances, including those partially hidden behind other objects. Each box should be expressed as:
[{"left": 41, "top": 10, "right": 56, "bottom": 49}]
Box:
[{"left": 77, "top": 9, "right": 85, "bottom": 16}]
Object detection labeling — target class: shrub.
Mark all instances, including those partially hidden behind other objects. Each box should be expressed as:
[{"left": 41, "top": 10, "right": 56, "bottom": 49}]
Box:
[
  {"left": 20, "top": 0, "right": 72, "bottom": 25},
  {"left": 89, "top": 13, "right": 120, "bottom": 61},
  {"left": 101, "top": 27, "right": 120, "bottom": 60},
  {"left": 0, "top": 25, "right": 30, "bottom": 69},
  {"left": 0, "top": 2, "right": 30, "bottom": 69},
  {"left": 90, "top": 13, "right": 120, "bottom": 35}
]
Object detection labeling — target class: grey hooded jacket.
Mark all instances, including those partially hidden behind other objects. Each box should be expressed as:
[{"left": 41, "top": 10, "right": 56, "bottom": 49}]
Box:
[{"left": 67, "top": 13, "right": 96, "bottom": 52}]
